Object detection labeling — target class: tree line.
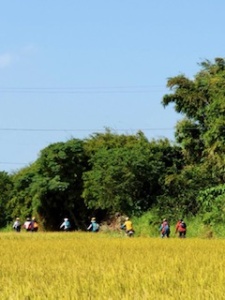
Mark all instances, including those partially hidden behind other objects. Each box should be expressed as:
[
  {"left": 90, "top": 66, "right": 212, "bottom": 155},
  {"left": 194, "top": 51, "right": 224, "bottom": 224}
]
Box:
[{"left": 1, "top": 57, "right": 225, "bottom": 230}]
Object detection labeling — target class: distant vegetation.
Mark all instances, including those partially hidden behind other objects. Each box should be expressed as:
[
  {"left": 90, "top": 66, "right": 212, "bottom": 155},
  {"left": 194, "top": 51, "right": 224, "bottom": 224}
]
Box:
[{"left": 1, "top": 57, "right": 225, "bottom": 232}]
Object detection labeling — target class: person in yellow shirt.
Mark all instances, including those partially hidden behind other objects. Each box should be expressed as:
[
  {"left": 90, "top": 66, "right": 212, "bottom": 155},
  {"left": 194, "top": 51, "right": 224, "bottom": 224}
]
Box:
[{"left": 121, "top": 217, "right": 134, "bottom": 237}]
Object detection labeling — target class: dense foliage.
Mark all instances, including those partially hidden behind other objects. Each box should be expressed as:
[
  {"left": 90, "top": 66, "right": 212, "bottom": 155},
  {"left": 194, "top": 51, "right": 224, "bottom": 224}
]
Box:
[{"left": 2, "top": 57, "right": 225, "bottom": 229}]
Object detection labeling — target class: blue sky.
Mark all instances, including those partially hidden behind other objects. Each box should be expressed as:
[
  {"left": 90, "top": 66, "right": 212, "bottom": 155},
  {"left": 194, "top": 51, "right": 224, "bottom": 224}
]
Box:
[{"left": 1, "top": 1, "right": 225, "bottom": 173}]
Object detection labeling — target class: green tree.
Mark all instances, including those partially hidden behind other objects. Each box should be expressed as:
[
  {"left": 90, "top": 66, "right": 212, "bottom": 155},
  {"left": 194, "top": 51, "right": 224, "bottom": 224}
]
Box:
[
  {"left": 8, "top": 139, "right": 89, "bottom": 230},
  {"left": 83, "top": 131, "right": 178, "bottom": 217},
  {"left": 157, "top": 164, "right": 212, "bottom": 219},
  {"left": 197, "top": 185, "right": 225, "bottom": 225},
  {"left": 33, "top": 139, "right": 88, "bottom": 230},
  {"left": 7, "top": 165, "right": 38, "bottom": 223},
  {"left": 162, "top": 57, "right": 225, "bottom": 167},
  {"left": 160, "top": 58, "right": 225, "bottom": 216},
  {"left": 0, "top": 171, "right": 13, "bottom": 227}
]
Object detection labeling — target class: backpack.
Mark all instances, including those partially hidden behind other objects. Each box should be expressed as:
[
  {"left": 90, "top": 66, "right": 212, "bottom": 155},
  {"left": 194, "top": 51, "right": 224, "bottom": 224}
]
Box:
[
  {"left": 164, "top": 224, "right": 169, "bottom": 232},
  {"left": 65, "top": 220, "right": 71, "bottom": 228},
  {"left": 92, "top": 222, "right": 100, "bottom": 232},
  {"left": 181, "top": 222, "right": 186, "bottom": 229},
  {"left": 33, "top": 222, "right": 38, "bottom": 229}
]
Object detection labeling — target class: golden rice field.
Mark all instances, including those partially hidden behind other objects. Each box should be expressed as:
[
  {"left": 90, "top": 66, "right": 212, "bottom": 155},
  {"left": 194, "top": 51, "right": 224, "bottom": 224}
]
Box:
[{"left": 0, "top": 232, "right": 225, "bottom": 300}]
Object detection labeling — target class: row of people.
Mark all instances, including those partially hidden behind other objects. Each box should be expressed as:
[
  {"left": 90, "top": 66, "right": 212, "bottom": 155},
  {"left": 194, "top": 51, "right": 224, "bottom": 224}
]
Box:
[
  {"left": 12, "top": 216, "right": 186, "bottom": 237},
  {"left": 13, "top": 217, "right": 39, "bottom": 232},
  {"left": 59, "top": 217, "right": 100, "bottom": 232},
  {"left": 12, "top": 217, "right": 100, "bottom": 233},
  {"left": 60, "top": 217, "right": 132, "bottom": 235},
  {"left": 120, "top": 217, "right": 187, "bottom": 238},
  {"left": 159, "top": 218, "right": 187, "bottom": 238}
]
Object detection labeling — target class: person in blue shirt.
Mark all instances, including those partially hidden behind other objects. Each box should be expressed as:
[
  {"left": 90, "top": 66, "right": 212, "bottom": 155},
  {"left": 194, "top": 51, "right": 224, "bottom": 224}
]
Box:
[
  {"left": 87, "top": 217, "right": 100, "bottom": 232},
  {"left": 60, "top": 218, "right": 71, "bottom": 231}
]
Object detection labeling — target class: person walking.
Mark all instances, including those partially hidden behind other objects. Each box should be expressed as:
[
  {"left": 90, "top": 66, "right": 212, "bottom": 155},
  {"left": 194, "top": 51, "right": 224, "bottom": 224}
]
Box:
[
  {"left": 30, "top": 217, "right": 39, "bottom": 232},
  {"left": 87, "top": 217, "right": 100, "bottom": 232},
  {"left": 23, "top": 218, "right": 31, "bottom": 231},
  {"left": 13, "top": 217, "right": 21, "bottom": 232},
  {"left": 159, "top": 218, "right": 170, "bottom": 238},
  {"left": 175, "top": 219, "right": 187, "bottom": 238},
  {"left": 60, "top": 218, "right": 71, "bottom": 231},
  {"left": 121, "top": 217, "right": 134, "bottom": 237}
]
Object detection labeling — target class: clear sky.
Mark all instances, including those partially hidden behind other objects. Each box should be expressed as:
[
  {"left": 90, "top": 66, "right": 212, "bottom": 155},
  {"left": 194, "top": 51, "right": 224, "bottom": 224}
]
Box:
[{"left": 1, "top": 1, "right": 224, "bottom": 173}]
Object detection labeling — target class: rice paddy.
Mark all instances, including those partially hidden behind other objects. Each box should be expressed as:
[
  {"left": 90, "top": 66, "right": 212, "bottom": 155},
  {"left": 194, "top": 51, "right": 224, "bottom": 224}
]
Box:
[{"left": 0, "top": 232, "right": 225, "bottom": 299}]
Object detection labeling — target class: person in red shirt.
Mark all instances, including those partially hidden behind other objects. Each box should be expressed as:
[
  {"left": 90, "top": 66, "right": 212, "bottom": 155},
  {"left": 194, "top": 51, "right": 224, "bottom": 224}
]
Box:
[{"left": 175, "top": 219, "right": 187, "bottom": 238}]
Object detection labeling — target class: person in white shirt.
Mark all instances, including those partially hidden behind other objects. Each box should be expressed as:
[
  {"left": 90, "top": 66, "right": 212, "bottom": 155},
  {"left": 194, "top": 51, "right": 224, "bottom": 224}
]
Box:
[
  {"left": 23, "top": 218, "right": 31, "bottom": 231},
  {"left": 13, "top": 218, "right": 21, "bottom": 232}
]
